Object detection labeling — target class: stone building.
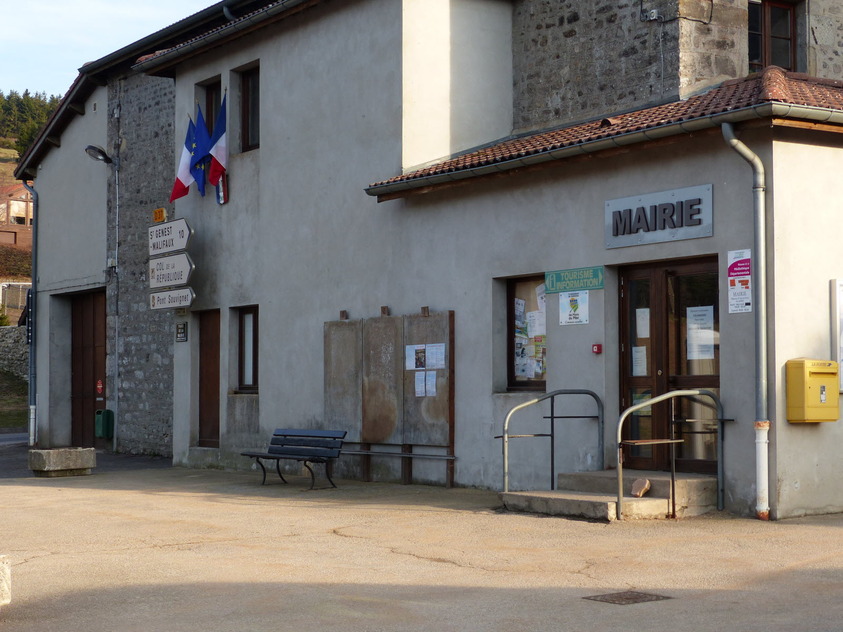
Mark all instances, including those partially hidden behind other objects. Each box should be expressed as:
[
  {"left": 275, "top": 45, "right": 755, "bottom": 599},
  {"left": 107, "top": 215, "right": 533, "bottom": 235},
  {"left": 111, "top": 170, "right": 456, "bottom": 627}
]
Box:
[{"left": 17, "top": 0, "right": 843, "bottom": 520}]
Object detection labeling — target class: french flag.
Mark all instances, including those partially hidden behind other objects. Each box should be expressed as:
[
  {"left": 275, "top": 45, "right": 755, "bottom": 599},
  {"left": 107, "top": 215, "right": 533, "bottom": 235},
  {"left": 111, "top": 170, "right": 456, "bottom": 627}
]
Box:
[
  {"left": 169, "top": 118, "right": 196, "bottom": 202},
  {"left": 208, "top": 95, "right": 227, "bottom": 187}
]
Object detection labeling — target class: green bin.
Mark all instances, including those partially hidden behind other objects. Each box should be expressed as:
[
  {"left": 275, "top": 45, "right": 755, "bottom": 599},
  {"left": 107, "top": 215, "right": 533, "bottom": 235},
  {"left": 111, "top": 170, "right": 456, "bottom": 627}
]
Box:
[{"left": 95, "top": 409, "right": 114, "bottom": 439}]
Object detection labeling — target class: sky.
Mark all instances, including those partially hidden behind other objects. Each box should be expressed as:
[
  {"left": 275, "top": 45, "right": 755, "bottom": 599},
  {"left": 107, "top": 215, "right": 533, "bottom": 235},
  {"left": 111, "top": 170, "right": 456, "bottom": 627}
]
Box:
[{"left": 0, "top": 0, "right": 216, "bottom": 98}]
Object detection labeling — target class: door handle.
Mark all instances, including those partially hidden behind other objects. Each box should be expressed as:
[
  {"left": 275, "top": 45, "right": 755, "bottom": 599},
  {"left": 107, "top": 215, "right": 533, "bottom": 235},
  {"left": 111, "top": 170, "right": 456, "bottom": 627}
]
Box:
[{"left": 657, "top": 369, "right": 663, "bottom": 376}]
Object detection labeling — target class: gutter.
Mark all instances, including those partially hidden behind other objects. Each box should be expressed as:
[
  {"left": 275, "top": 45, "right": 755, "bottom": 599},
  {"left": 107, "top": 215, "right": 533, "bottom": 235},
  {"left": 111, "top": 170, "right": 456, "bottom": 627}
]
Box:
[
  {"left": 721, "top": 122, "right": 771, "bottom": 521},
  {"left": 133, "top": 0, "right": 318, "bottom": 75},
  {"left": 21, "top": 181, "right": 38, "bottom": 447},
  {"left": 365, "top": 102, "right": 843, "bottom": 200}
]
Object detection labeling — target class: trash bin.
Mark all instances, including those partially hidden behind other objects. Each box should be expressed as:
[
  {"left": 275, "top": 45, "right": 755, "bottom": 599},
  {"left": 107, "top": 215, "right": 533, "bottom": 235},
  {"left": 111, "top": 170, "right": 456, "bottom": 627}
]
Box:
[{"left": 95, "top": 409, "right": 114, "bottom": 439}]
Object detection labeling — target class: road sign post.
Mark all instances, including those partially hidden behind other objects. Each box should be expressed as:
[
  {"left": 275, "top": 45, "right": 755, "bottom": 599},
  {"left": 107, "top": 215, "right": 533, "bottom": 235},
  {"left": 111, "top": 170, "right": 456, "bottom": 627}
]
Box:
[
  {"left": 149, "top": 252, "right": 195, "bottom": 289},
  {"left": 150, "top": 288, "right": 195, "bottom": 310}
]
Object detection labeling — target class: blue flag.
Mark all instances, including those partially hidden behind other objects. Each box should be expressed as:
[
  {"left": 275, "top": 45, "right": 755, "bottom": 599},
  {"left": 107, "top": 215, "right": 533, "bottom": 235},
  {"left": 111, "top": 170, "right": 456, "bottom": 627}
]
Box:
[{"left": 191, "top": 106, "right": 212, "bottom": 196}]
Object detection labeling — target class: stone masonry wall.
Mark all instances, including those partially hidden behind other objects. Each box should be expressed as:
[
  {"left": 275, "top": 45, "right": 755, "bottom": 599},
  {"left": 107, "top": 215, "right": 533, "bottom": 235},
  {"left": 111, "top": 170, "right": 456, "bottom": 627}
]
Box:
[
  {"left": 512, "top": 1, "right": 843, "bottom": 134},
  {"left": 107, "top": 74, "right": 176, "bottom": 456},
  {"left": 513, "top": 0, "right": 682, "bottom": 133},
  {"left": 0, "top": 326, "right": 27, "bottom": 381},
  {"left": 678, "top": 0, "right": 746, "bottom": 97},
  {"left": 807, "top": 0, "right": 843, "bottom": 78}
]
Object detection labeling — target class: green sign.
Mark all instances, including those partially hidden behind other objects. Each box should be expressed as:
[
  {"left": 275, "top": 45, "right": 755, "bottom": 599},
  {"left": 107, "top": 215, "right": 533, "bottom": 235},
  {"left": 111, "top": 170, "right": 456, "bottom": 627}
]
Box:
[{"left": 545, "top": 266, "right": 604, "bottom": 293}]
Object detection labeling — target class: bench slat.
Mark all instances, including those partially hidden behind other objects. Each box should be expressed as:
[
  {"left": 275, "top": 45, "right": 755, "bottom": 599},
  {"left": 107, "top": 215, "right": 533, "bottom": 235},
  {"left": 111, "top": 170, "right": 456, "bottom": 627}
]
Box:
[
  {"left": 267, "top": 445, "right": 341, "bottom": 460},
  {"left": 270, "top": 436, "right": 343, "bottom": 449},
  {"left": 272, "top": 428, "right": 346, "bottom": 439}
]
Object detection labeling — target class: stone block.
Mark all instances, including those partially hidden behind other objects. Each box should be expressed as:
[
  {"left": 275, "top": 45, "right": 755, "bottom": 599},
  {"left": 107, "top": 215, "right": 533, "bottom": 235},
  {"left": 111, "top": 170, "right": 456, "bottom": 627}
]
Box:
[
  {"left": 28, "top": 448, "right": 96, "bottom": 477},
  {"left": 0, "top": 555, "right": 10, "bottom": 608}
]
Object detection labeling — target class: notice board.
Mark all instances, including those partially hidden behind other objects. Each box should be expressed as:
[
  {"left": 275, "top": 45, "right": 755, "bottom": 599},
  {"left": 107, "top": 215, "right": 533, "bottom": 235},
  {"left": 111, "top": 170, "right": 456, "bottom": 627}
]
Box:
[{"left": 324, "top": 309, "right": 454, "bottom": 454}]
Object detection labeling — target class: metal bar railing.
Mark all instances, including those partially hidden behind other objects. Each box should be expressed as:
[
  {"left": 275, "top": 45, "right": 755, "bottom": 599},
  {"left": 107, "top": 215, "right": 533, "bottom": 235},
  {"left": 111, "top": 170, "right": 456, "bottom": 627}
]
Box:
[
  {"left": 501, "top": 389, "right": 604, "bottom": 493},
  {"left": 616, "top": 389, "right": 725, "bottom": 520}
]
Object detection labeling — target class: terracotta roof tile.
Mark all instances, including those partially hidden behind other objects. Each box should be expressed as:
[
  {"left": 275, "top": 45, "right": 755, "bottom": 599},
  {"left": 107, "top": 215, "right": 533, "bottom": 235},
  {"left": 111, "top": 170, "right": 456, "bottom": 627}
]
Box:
[{"left": 369, "top": 67, "right": 843, "bottom": 195}]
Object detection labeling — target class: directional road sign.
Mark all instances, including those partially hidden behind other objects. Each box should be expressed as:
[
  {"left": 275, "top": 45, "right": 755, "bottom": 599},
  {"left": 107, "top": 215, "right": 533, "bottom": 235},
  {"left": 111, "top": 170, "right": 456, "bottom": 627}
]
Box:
[
  {"left": 149, "top": 252, "right": 195, "bottom": 289},
  {"left": 150, "top": 287, "right": 195, "bottom": 310},
  {"left": 148, "top": 218, "right": 192, "bottom": 257}
]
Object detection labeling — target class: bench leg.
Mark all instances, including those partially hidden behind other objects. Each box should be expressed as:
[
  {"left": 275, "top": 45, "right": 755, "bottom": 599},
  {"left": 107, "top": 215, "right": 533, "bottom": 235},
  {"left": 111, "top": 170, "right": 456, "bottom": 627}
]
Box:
[
  {"left": 302, "top": 461, "right": 316, "bottom": 490},
  {"left": 254, "top": 458, "right": 267, "bottom": 485},
  {"left": 275, "top": 460, "right": 287, "bottom": 484},
  {"left": 325, "top": 461, "right": 337, "bottom": 489}
]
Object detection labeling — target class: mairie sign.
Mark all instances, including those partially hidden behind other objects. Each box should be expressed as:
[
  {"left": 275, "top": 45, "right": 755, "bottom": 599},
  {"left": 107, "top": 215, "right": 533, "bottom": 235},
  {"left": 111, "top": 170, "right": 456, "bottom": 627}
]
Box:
[{"left": 545, "top": 266, "right": 604, "bottom": 294}]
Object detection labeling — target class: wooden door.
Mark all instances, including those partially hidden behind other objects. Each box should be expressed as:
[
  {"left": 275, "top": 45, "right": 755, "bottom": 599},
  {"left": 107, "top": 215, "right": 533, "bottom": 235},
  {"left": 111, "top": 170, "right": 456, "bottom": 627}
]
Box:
[
  {"left": 198, "top": 310, "right": 220, "bottom": 448},
  {"left": 71, "top": 291, "right": 106, "bottom": 448},
  {"left": 619, "top": 258, "right": 720, "bottom": 472}
]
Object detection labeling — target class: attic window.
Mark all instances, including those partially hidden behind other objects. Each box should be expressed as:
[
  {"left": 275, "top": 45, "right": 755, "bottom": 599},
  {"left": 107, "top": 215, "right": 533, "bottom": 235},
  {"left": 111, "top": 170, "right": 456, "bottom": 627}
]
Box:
[{"left": 749, "top": 0, "right": 796, "bottom": 72}]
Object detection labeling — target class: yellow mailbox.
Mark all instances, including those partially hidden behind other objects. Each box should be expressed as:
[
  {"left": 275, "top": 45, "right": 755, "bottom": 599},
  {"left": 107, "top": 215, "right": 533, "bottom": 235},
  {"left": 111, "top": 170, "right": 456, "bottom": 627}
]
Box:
[{"left": 786, "top": 359, "right": 840, "bottom": 423}]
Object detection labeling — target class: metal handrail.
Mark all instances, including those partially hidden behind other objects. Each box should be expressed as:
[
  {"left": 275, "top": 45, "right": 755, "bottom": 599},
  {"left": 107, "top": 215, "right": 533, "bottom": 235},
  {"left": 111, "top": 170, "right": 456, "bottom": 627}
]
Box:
[
  {"left": 501, "top": 389, "right": 604, "bottom": 492},
  {"left": 616, "top": 389, "right": 724, "bottom": 520}
]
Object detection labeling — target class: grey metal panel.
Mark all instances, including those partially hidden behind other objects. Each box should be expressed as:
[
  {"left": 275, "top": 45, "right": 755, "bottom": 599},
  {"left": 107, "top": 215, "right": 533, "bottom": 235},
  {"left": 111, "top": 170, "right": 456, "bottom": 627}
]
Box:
[
  {"left": 362, "top": 316, "right": 404, "bottom": 444},
  {"left": 323, "top": 320, "right": 362, "bottom": 442}
]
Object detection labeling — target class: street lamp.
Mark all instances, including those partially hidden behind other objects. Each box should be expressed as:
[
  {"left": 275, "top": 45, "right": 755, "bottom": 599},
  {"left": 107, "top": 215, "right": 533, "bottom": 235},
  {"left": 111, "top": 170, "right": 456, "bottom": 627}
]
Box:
[{"left": 84, "top": 144, "right": 113, "bottom": 164}]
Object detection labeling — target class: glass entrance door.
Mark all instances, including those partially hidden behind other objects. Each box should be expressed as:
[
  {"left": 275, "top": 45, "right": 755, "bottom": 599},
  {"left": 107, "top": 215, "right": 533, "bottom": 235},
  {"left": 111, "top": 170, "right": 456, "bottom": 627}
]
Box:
[{"left": 619, "top": 258, "right": 720, "bottom": 472}]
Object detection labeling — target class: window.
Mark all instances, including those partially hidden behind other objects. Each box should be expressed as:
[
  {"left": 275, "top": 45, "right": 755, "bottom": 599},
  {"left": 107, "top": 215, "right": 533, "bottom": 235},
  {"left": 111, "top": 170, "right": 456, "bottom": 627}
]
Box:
[
  {"left": 240, "top": 66, "right": 260, "bottom": 151},
  {"left": 507, "top": 275, "right": 547, "bottom": 391},
  {"left": 204, "top": 80, "right": 222, "bottom": 136},
  {"left": 238, "top": 306, "right": 259, "bottom": 392},
  {"left": 749, "top": 1, "right": 795, "bottom": 72}
]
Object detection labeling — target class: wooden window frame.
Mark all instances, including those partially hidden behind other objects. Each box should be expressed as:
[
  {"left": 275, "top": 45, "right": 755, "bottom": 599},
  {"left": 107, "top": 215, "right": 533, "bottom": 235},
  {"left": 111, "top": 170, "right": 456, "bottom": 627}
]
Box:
[
  {"left": 238, "top": 305, "right": 259, "bottom": 392},
  {"left": 204, "top": 80, "right": 222, "bottom": 136},
  {"left": 749, "top": 0, "right": 796, "bottom": 73},
  {"left": 506, "top": 274, "right": 547, "bottom": 392},
  {"left": 240, "top": 66, "right": 260, "bottom": 152}
]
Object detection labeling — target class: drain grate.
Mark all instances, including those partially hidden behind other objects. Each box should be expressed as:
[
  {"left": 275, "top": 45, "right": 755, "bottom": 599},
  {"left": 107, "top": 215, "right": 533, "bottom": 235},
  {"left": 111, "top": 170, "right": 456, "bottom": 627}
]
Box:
[{"left": 583, "top": 591, "right": 672, "bottom": 605}]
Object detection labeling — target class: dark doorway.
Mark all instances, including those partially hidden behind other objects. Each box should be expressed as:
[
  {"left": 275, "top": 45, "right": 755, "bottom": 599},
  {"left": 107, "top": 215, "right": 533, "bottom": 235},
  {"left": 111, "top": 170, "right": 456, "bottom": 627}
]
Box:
[
  {"left": 198, "top": 310, "right": 220, "bottom": 448},
  {"left": 71, "top": 291, "right": 107, "bottom": 448}
]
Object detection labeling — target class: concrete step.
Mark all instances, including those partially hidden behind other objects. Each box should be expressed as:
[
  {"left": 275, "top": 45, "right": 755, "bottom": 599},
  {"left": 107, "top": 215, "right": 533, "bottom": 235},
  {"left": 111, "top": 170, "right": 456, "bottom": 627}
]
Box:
[
  {"left": 499, "top": 490, "right": 670, "bottom": 521},
  {"left": 499, "top": 470, "right": 718, "bottom": 521},
  {"left": 557, "top": 469, "right": 716, "bottom": 503}
]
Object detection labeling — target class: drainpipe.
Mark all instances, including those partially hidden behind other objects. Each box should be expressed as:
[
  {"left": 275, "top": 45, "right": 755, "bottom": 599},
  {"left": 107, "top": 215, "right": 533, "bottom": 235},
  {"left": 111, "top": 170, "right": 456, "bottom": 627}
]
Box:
[
  {"left": 721, "top": 122, "right": 770, "bottom": 520},
  {"left": 22, "top": 180, "right": 38, "bottom": 447}
]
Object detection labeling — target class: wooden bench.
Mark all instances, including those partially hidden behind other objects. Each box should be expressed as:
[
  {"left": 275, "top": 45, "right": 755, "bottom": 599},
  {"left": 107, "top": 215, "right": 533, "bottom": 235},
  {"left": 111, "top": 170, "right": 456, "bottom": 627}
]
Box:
[{"left": 241, "top": 429, "right": 346, "bottom": 489}]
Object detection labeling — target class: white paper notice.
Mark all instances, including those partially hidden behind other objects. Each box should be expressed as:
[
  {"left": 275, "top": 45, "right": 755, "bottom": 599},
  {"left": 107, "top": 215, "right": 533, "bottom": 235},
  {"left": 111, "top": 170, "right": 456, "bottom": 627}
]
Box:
[
  {"left": 687, "top": 306, "right": 715, "bottom": 360},
  {"left": 425, "top": 371, "right": 437, "bottom": 396},
  {"left": 559, "top": 291, "right": 589, "bottom": 325},
  {"left": 527, "top": 310, "right": 547, "bottom": 337},
  {"left": 514, "top": 298, "right": 526, "bottom": 326},
  {"left": 425, "top": 343, "right": 446, "bottom": 370},
  {"left": 536, "top": 283, "right": 547, "bottom": 312},
  {"left": 636, "top": 308, "right": 650, "bottom": 339},
  {"left": 415, "top": 371, "right": 426, "bottom": 396},
  {"left": 632, "top": 346, "right": 648, "bottom": 376}
]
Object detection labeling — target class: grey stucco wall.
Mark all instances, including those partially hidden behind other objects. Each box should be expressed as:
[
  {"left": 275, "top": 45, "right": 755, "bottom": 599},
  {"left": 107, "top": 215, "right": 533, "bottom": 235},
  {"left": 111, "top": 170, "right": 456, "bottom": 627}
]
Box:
[
  {"left": 0, "top": 326, "right": 27, "bottom": 380},
  {"left": 107, "top": 74, "right": 176, "bottom": 456},
  {"left": 34, "top": 84, "right": 110, "bottom": 448},
  {"left": 154, "top": 0, "right": 843, "bottom": 519}
]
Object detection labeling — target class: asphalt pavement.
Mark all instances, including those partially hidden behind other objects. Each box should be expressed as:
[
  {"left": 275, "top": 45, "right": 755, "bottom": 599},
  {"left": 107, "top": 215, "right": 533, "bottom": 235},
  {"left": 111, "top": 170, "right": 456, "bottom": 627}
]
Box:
[{"left": 1, "top": 442, "right": 842, "bottom": 631}]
